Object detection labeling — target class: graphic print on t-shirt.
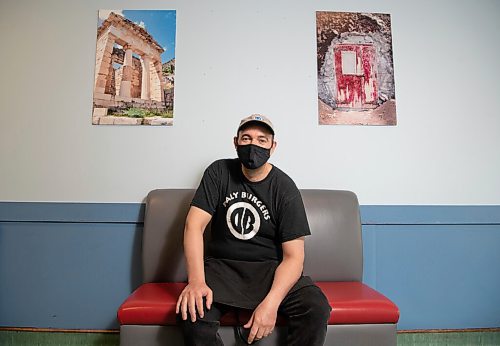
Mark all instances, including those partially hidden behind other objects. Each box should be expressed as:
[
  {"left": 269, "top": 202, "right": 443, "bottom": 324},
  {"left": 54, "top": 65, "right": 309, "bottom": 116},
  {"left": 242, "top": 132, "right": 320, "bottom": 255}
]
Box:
[{"left": 226, "top": 202, "right": 261, "bottom": 240}]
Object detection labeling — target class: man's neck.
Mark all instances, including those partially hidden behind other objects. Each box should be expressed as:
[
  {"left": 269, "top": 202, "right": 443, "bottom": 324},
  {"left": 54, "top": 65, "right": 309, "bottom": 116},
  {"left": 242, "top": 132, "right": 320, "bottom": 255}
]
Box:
[{"left": 241, "top": 162, "right": 273, "bottom": 182}]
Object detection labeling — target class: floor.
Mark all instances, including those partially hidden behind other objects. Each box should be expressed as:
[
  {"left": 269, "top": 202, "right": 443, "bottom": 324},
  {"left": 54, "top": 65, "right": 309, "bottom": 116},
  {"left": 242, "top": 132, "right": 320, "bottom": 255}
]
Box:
[{"left": 0, "top": 330, "right": 499, "bottom": 345}]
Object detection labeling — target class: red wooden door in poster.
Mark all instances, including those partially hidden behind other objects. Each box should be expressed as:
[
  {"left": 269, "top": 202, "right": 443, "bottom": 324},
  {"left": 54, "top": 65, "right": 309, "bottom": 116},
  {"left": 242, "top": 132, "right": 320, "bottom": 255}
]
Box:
[{"left": 334, "top": 44, "right": 378, "bottom": 109}]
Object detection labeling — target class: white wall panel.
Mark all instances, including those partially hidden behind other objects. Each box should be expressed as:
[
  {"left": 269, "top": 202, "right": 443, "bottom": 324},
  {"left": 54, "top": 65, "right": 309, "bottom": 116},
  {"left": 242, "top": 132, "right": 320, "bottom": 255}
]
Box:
[{"left": 1, "top": 0, "right": 499, "bottom": 204}]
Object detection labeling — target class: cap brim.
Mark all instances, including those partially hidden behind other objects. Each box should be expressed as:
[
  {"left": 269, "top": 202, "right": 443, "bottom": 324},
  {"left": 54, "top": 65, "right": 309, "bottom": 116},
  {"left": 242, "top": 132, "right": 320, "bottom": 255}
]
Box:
[{"left": 238, "top": 120, "right": 274, "bottom": 135}]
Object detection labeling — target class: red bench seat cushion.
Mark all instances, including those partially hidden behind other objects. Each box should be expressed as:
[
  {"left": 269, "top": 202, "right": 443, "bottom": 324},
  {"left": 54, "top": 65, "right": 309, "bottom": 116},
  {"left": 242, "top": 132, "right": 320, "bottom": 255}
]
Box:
[
  {"left": 315, "top": 282, "right": 399, "bottom": 324},
  {"left": 118, "top": 282, "right": 399, "bottom": 326}
]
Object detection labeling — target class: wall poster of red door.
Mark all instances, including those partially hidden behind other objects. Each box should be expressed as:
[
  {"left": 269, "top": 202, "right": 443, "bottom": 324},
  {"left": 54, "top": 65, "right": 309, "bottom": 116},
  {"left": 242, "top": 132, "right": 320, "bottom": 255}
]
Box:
[
  {"left": 335, "top": 44, "right": 378, "bottom": 109},
  {"left": 317, "top": 12, "right": 397, "bottom": 125}
]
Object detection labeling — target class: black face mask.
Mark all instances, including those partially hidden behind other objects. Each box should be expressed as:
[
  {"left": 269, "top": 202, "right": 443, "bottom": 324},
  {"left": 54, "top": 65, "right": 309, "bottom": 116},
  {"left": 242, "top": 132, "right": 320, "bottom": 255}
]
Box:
[{"left": 236, "top": 144, "right": 271, "bottom": 169}]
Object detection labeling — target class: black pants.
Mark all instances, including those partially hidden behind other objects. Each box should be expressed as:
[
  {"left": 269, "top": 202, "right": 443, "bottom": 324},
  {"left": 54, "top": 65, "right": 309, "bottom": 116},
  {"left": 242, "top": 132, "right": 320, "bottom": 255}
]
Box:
[{"left": 179, "top": 285, "right": 330, "bottom": 346}]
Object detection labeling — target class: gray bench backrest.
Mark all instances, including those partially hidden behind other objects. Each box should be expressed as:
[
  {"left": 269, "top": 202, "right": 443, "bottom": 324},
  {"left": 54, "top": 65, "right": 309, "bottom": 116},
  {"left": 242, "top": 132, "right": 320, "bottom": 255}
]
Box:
[{"left": 142, "top": 189, "right": 362, "bottom": 283}]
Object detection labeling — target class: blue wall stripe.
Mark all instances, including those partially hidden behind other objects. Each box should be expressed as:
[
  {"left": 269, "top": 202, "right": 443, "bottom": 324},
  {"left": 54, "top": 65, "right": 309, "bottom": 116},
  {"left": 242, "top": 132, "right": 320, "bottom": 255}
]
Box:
[
  {"left": 363, "top": 224, "right": 500, "bottom": 330},
  {"left": 1, "top": 202, "right": 500, "bottom": 330},
  {"left": 0, "top": 221, "right": 143, "bottom": 329},
  {"left": 361, "top": 205, "right": 500, "bottom": 225}
]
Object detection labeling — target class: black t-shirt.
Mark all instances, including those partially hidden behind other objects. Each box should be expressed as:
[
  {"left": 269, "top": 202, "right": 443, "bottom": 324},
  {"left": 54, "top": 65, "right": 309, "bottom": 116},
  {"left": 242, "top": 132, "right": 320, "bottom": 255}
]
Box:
[{"left": 191, "top": 159, "right": 313, "bottom": 309}]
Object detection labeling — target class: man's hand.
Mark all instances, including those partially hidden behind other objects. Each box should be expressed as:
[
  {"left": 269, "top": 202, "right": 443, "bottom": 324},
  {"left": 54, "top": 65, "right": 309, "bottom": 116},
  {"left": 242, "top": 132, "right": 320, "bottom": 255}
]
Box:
[
  {"left": 176, "top": 281, "right": 213, "bottom": 322},
  {"left": 243, "top": 299, "right": 278, "bottom": 344}
]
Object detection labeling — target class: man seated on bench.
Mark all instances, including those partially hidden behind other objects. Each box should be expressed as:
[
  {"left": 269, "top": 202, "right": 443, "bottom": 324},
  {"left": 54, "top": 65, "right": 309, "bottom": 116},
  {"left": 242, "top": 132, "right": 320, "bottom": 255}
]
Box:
[{"left": 176, "top": 114, "right": 331, "bottom": 345}]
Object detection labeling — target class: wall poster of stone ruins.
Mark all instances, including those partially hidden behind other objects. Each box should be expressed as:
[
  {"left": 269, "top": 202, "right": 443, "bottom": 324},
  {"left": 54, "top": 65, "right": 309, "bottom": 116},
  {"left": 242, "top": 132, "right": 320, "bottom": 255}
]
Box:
[
  {"left": 93, "top": 10, "right": 176, "bottom": 126},
  {"left": 316, "top": 12, "right": 396, "bottom": 125}
]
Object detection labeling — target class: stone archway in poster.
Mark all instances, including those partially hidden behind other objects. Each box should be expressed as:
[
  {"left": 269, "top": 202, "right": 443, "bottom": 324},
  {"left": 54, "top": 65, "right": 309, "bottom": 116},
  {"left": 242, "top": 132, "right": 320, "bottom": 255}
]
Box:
[
  {"left": 92, "top": 10, "right": 176, "bottom": 126},
  {"left": 316, "top": 12, "right": 397, "bottom": 126}
]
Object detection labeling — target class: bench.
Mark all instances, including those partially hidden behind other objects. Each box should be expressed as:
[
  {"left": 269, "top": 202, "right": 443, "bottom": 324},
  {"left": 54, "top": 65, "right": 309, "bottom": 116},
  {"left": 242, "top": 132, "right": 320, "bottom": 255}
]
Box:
[{"left": 118, "top": 189, "right": 399, "bottom": 345}]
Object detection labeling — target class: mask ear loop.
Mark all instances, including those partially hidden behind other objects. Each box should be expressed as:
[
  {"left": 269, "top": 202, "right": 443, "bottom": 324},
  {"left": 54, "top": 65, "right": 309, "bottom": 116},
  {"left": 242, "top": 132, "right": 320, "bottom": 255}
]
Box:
[{"left": 234, "top": 136, "right": 239, "bottom": 150}]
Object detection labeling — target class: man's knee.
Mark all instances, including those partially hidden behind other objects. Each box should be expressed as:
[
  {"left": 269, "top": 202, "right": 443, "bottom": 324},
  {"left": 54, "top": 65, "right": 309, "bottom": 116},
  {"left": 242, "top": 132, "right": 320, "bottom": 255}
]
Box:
[
  {"left": 308, "top": 287, "right": 332, "bottom": 324},
  {"left": 179, "top": 315, "right": 221, "bottom": 331},
  {"left": 178, "top": 315, "right": 222, "bottom": 346},
  {"left": 309, "top": 293, "right": 331, "bottom": 324},
  {"left": 288, "top": 286, "right": 331, "bottom": 323}
]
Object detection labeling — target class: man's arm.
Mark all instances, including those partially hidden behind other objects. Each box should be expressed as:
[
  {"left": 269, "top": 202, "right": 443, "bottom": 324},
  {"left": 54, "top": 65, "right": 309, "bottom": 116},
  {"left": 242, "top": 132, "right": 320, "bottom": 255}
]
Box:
[
  {"left": 175, "top": 206, "right": 212, "bottom": 322},
  {"left": 244, "top": 237, "right": 305, "bottom": 343}
]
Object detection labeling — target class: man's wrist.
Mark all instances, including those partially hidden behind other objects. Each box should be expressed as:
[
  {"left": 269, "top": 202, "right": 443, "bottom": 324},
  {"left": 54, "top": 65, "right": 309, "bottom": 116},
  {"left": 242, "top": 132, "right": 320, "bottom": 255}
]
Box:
[
  {"left": 188, "top": 276, "right": 206, "bottom": 285},
  {"left": 262, "top": 294, "right": 282, "bottom": 309}
]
